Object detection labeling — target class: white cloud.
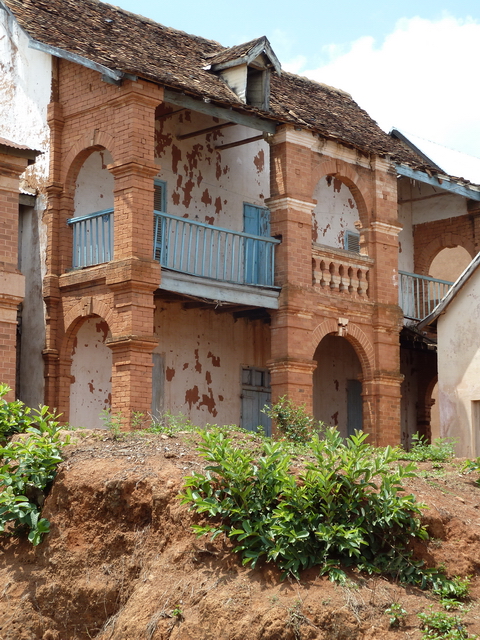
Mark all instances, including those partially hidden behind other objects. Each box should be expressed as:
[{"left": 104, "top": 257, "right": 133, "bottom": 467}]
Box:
[{"left": 295, "top": 16, "right": 480, "bottom": 159}]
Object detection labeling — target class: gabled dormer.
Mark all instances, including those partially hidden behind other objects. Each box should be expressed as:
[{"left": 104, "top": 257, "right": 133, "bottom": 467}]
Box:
[{"left": 207, "top": 36, "right": 281, "bottom": 111}]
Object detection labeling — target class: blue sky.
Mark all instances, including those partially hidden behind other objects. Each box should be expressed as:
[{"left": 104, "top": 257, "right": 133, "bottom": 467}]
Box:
[{"left": 112, "top": 0, "right": 480, "bottom": 171}]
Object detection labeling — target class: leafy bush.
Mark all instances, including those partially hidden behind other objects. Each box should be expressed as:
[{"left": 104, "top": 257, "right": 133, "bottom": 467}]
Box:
[
  {"left": 398, "top": 434, "right": 456, "bottom": 463},
  {"left": 181, "top": 426, "right": 431, "bottom": 582},
  {"left": 262, "top": 396, "right": 325, "bottom": 443},
  {"left": 433, "top": 575, "right": 471, "bottom": 610},
  {"left": 0, "top": 405, "right": 66, "bottom": 545},
  {"left": 0, "top": 384, "right": 32, "bottom": 442},
  {"left": 418, "top": 610, "right": 474, "bottom": 639}
]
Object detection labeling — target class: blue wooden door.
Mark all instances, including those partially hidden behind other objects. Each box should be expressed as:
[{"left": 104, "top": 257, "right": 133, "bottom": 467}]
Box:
[
  {"left": 241, "top": 367, "right": 271, "bottom": 435},
  {"left": 243, "top": 204, "right": 271, "bottom": 285},
  {"left": 347, "top": 379, "right": 363, "bottom": 437}
]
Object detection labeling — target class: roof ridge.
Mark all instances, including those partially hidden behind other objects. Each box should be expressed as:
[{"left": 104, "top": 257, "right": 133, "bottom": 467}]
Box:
[{"left": 281, "top": 70, "right": 352, "bottom": 98}]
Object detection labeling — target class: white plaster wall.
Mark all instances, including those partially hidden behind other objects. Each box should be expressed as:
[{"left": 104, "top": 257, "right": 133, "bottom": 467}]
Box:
[
  {"left": 69, "top": 317, "right": 112, "bottom": 429},
  {"left": 0, "top": 8, "right": 51, "bottom": 403},
  {"left": 154, "top": 105, "right": 269, "bottom": 231},
  {"left": 0, "top": 7, "right": 51, "bottom": 193},
  {"left": 312, "top": 335, "right": 362, "bottom": 437},
  {"left": 437, "top": 275, "right": 480, "bottom": 457},
  {"left": 398, "top": 179, "right": 468, "bottom": 226},
  {"left": 312, "top": 177, "right": 360, "bottom": 248},
  {"left": 153, "top": 301, "right": 270, "bottom": 426},
  {"left": 219, "top": 65, "right": 247, "bottom": 102},
  {"left": 74, "top": 150, "right": 114, "bottom": 217},
  {"left": 397, "top": 203, "right": 414, "bottom": 273}
]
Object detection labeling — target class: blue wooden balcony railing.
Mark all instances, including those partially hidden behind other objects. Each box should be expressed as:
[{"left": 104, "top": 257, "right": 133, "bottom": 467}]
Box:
[
  {"left": 67, "top": 209, "right": 113, "bottom": 269},
  {"left": 399, "top": 270, "right": 453, "bottom": 320},
  {"left": 153, "top": 211, "right": 280, "bottom": 287}
]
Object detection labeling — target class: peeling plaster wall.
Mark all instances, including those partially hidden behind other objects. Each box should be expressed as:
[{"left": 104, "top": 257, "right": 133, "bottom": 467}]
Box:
[
  {"left": 398, "top": 179, "right": 470, "bottom": 273},
  {"left": 154, "top": 105, "right": 269, "bottom": 230},
  {"left": 437, "top": 275, "right": 480, "bottom": 457},
  {"left": 0, "top": 7, "right": 51, "bottom": 190},
  {"left": 0, "top": 8, "right": 51, "bottom": 402},
  {"left": 74, "top": 150, "right": 114, "bottom": 216},
  {"left": 153, "top": 301, "right": 270, "bottom": 425},
  {"left": 313, "top": 335, "right": 362, "bottom": 437},
  {"left": 69, "top": 317, "right": 112, "bottom": 429},
  {"left": 312, "top": 177, "right": 359, "bottom": 247}
]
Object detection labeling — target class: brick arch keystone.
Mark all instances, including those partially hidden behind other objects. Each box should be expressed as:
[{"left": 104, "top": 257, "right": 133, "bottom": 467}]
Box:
[
  {"left": 416, "top": 234, "right": 475, "bottom": 276},
  {"left": 311, "top": 158, "right": 371, "bottom": 228},
  {"left": 311, "top": 318, "right": 374, "bottom": 379}
]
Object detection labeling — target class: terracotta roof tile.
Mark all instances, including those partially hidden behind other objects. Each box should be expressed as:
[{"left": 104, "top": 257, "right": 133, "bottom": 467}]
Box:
[{"left": 1, "top": 0, "right": 443, "bottom": 169}]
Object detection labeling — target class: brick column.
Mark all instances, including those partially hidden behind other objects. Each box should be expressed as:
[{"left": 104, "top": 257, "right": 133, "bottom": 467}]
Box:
[
  {"left": 266, "top": 128, "right": 318, "bottom": 415},
  {"left": 361, "top": 158, "right": 404, "bottom": 446},
  {"left": 0, "top": 147, "right": 38, "bottom": 398},
  {"left": 104, "top": 86, "right": 163, "bottom": 426}
]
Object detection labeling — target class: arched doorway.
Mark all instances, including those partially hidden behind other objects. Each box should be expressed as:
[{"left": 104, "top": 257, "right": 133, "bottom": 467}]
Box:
[
  {"left": 69, "top": 316, "right": 112, "bottom": 429},
  {"left": 313, "top": 334, "right": 363, "bottom": 437}
]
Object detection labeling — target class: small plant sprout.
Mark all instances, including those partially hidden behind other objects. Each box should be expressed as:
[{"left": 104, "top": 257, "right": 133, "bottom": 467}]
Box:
[
  {"left": 100, "top": 408, "right": 122, "bottom": 439},
  {"left": 170, "top": 604, "right": 183, "bottom": 620},
  {"left": 385, "top": 603, "right": 407, "bottom": 628}
]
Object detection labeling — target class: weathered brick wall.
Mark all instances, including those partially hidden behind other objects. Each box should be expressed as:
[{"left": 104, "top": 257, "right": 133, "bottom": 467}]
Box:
[
  {"left": 0, "top": 151, "right": 30, "bottom": 398},
  {"left": 414, "top": 213, "right": 476, "bottom": 275},
  {"left": 268, "top": 131, "right": 403, "bottom": 446},
  {"left": 43, "top": 61, "right": 163, "bottom": 423}
]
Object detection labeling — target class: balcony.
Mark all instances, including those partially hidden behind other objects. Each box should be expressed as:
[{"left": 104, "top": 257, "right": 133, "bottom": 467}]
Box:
[
  {"left": 67, "top": 209, "right": 113, "bottom": 269},
  {"left": 312, "top": 243, "right": 373, "bottom": 299},
  {"left": 398, "top": 271, "right": 453, "bottom": 321},
  {"left": 154, "top": 211, "right": 281, "bottom": 308}
]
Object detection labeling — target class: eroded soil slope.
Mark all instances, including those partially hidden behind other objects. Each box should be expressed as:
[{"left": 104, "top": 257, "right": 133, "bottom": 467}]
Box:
[{"left": 2, "top": 430, "right": 480, "bottom": 640}]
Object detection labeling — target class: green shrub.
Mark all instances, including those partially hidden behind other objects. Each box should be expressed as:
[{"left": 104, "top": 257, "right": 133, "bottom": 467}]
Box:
[
  {"left": 0, "top": 384, "right": 32, "bottom": 442},
  {"left": 398, "top": 434, "right": 456, "bottom": 463},
  {"left": 262, "top": 396, "right": 325, "bottom": 443},
  {"left": 463, "top": 458, "right": 480, "bottom": 486},
  {"left": 418, "top": 610, "right": 474, "bottom": 639},
  {"left": 433, "top": 575, "right": 471, "bottom": 610},
  {"left": 181, "top": 426, "right": 431, "bottom": 582},
  {"left": 0, "top": 405, "right": 66, "bottom": 545}
]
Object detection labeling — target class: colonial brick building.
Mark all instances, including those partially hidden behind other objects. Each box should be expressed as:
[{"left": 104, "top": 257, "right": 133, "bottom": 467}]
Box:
[
  {"left": 0, "top": 138, "right": 39, "bottom": 400},
  {"left": 2, "top": 0, "right": 479, "bottom": 447}
]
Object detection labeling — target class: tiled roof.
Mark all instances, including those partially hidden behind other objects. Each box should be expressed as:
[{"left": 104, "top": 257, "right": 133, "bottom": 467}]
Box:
[
  {"left": 0, "top": 137, "right": 35, "bottom": 151},
  {"left": 206, "top": 37, "right": 266, "bottom": 66},
  {"left": 0, "top": 0, "right": 447, "bottom": 169}
]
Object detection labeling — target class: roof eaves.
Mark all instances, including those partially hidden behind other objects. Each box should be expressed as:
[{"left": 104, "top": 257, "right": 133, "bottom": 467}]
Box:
[
  {"left": 28, "top": 39, "right": 132, "bottom": 84},
  {"left": 391, "top": 128, "right": 444, "bottom": 172},
  {"left": 395, "top": 163, "right": 480, "bottom": 201}
]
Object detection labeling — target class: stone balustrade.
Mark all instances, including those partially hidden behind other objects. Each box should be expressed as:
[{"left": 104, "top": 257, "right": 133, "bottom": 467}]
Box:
[{"left": 312, "top": 243, "right": 374, "bottom": 298}]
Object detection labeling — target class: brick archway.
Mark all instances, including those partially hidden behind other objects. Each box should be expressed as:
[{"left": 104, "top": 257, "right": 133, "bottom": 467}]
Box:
[
  {"left": 311, "top": 158, "right": 372, "bottom": 229},
  {"left": 415, "top": 233, "right": 475, "bottom": 276},
  {"left": 62, "top": 130, "right": 117, "bottom": 196},
  {"left": 311, "top": 318, "right": 374, "bottom": 379},
  {"left": 61, "top": 298, "right": 114, "bottom": 363}
]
